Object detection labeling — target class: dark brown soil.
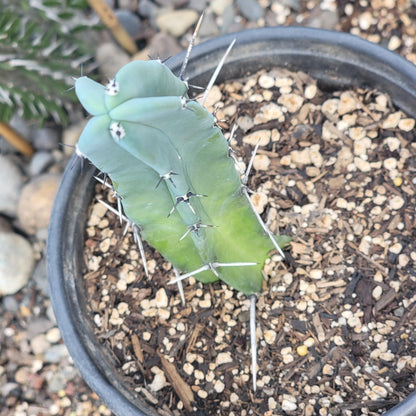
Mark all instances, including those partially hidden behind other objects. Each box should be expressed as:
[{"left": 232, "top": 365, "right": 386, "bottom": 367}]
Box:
[{"left": 82, "top": 68, "right": 416, "bottom": 416}]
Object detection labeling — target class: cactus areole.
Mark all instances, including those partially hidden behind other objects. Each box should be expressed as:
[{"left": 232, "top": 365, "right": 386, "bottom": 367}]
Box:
[{"left": 74, "top": 60, "right": 287, "bottom": 295}]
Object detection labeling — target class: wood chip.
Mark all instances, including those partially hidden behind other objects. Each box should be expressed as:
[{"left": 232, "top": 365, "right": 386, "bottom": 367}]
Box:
[
  {"left": 158, "top": 354, "right": 194, "bottom": 412},
  {"left": 131, "top": 334, "right": 144, "bottom": 363}
]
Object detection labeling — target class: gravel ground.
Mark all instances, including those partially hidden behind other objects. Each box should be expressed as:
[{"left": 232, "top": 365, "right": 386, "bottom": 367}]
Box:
[{"left": 1, "top": 1, "right": 416, "bottom": 415}]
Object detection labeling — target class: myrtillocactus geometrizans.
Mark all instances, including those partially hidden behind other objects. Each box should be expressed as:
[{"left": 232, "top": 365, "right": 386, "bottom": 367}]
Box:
[{"left": 74, "top": 59, "right": 289, "bottom": 296}]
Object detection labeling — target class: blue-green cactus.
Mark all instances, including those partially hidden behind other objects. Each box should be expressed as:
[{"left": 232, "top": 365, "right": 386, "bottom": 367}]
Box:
[{"left": 74, "top": 59, "right": 289, "bottom": 295}]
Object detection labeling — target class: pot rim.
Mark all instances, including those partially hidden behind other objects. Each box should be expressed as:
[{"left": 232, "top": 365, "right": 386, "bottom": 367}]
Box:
[{"left": 48, "top": 26, "right": 416, "bottom": 416}]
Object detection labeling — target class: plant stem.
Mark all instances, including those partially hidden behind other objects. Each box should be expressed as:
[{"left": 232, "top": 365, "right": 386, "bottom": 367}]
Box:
[
  {"left": 87, "top": 0, "right": 138, "bottom": 55},
  {"left": 0, "top": 122, "right": 34, "bottom": 156}
]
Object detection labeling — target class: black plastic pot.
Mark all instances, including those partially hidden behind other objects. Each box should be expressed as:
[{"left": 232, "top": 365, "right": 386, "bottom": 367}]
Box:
[{"left": 48, "top": 27, "right": 416, "bottom": 416}]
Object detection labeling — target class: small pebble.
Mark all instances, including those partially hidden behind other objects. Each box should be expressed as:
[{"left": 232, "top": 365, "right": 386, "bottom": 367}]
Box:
[
  {"left": 264, "top": 330, "right": 277, "bottom": 344},
  {"left": 149, "top": 372, "right": 168, "bottom": 392},
  {"left": 389, "top": 196, "right": 405, "bottom": 210},
  {"left": 278, "top": 93, "right": 304, "bottom": 113},
  {"left": 155, "top": 288, "right": 169, "bottom": 308},
  {"left": 309, "top": 269, "right": 323, "bottom": 280},
  {"left": 296, "top": 345, "right": 308, "bottom": 356},
  {"left": 216, "top": 352, "right": 233, "bottom": 366},
  {"left": 398, "top": 118, "right": 415, "bottom": 131},
  {"left": 281, "top": 397, "right": 297, "bottom": 411},
  {"left": 156, "top": 9, "right": 199, "bottom": 37},
  {"left": 253, "top": 154, "right": 270, "bottom": 171}
]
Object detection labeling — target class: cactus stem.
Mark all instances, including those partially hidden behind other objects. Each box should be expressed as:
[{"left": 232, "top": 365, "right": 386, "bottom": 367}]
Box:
[
  {"left": 201, "top": 38, "right": 236, "bottom": 107},
  {"left": 242, "top": 139, "right": 260, "bottom": 186},
  {"left": 168, "top": 191, "right": 207, "bottom": 217},
  {"left": 155, "top": 171, "right": 179, "bottom": 189},
  {"left": 179, "top": 222, "right": 217, "bottom": 241},
  {"left": 242, "top": 188, "right": 286, "bottom": 259},
  {"left": 179, "top": 10, "right": 205, "bottom": 80},
  {"left": 173, "top": 268, "right": 186, "bottom": 306},
  {"left": 249, "top": 294, "right": 257, "bottom": 392}
]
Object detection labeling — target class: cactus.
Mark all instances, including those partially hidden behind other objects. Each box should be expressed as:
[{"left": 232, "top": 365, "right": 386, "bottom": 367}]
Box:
[
  {"left": 74, "top": 40, "right": 291, "bottom": 391},
  {"left": 74, "top": 59, "right": 289, "bottom": 295}
]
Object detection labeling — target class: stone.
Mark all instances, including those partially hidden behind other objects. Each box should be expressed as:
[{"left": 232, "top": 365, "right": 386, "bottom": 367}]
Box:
[
  {"left": 17, "top": 174, "right": 61, "bottom": 234},
  {"left": 44, "top": 344, "right": 69, "bottom": 363},
  {"left": 253, "top": 154, "right": 271, "bottom": 171},
  {"left": 29, "top": 151, "right": 54, "bottom": 176},
  {"left": 96, "top": 42, "right": 130, "bottom": 79},
  {"left": 389, "top": 195, "right": 405, "bottom": 210},
  {"left": 0, "top": 231, "right": 35, "bottom": 296},
  {"left": 32, "top": 127, "right": 60, "bottom": 151},
  {"left": 236, "top": 0, "right": 264, "bottom": 21},
  {"left": 0, "top": 155, "right": 24, "bottom": 217},
  {"left": 156, "top": 9, "right": 199, "bottom": 37},
  {"left": 149, "top": 370, "right": 168, "bottom": 392},
  {"left": 136, "top": 32, "right": 182, "bottom": 62},
  {"left": 243, "top": 130, "right": 271, "bottom": 146},
  {"left": 210, "top": 0, "right": 233, "bottom": 15},
  {"left": 278, "top": 93, "right": 304, "bottom": 113},
  {"left": 115, "top": 9, "right": 143, "bottom": 40},
  {"left": 62, "top": 121, "right": 87, "bottom": 156},
  {"left": 305, "top": 7, "right": 339, "bottom": 30},
  {"left": 30, "top": 334, "right": 51, "bottom": 355},
  {"left": 198, "top": 11, "right": 219, "bottom": 38},
  {"left": 281, "top": 397, "right": 297, "bottom": 412},
  {"left": 137, "top": 0, "right": 160, "bottom": 18}
]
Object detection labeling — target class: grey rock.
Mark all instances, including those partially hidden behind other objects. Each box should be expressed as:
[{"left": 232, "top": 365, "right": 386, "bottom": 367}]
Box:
[
  {"left": 188, "top": 0, "right": 207, "bottom": 13},
  {"left": 138, "top": 0, "right": 160, "bottom": 18},
  {"left": 393, "top": 306, "right": 404, "bottom": 317},
  {"left": 32, "top": 127, "right": 60, "bottom": 151},
  {"left": 32, "top": 259, "right": 49, "bottom": 296},
  {"left": 96, "top": 42, "right": 130, "bottom": 79},
  {"left": 198, "top": 12, "right": 219, "bottom": 38},
  {"left": 17, "top": 174, "right": 62, "bottom": 235},
  {"left": 146, "top": 32, "right": 182, "bottom": 60},
  {"left": 28, "top": 152, "right": 54, "bottom": 176},
  {"left": 220, "top": 4, "right": 244, "bottom": 34},
  {"left": 2, "top": 295, "right": 19, "bottom": 313},
  {"left": 26, "top": 317, "right": 54, "bottom": 338},
  {"left": 0, "top": 231, "right": 35, "bottom": 296},
  {"left": 9, "top": 114, "right": 33, "bottom": 144},
  {"left": 115, "top": 9, "right": 143, "bottom": 40},
  {"left": 44, "top": 344, "right": 69, "bottom": 363},
  {"left": 236, "top": 0, "right": 264, "bottom": 21},
  {"left": 48, "top": 366, "right": 78, "bottom": 392},
  {"left": 305, "top": 7, "right": 339, "bottom": 30},
  {"left": 0, "top": 155, "right": 24, "bottom": 217},
  {"left": 118, "top": 0, "right": 133, "bottom": 9}
]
